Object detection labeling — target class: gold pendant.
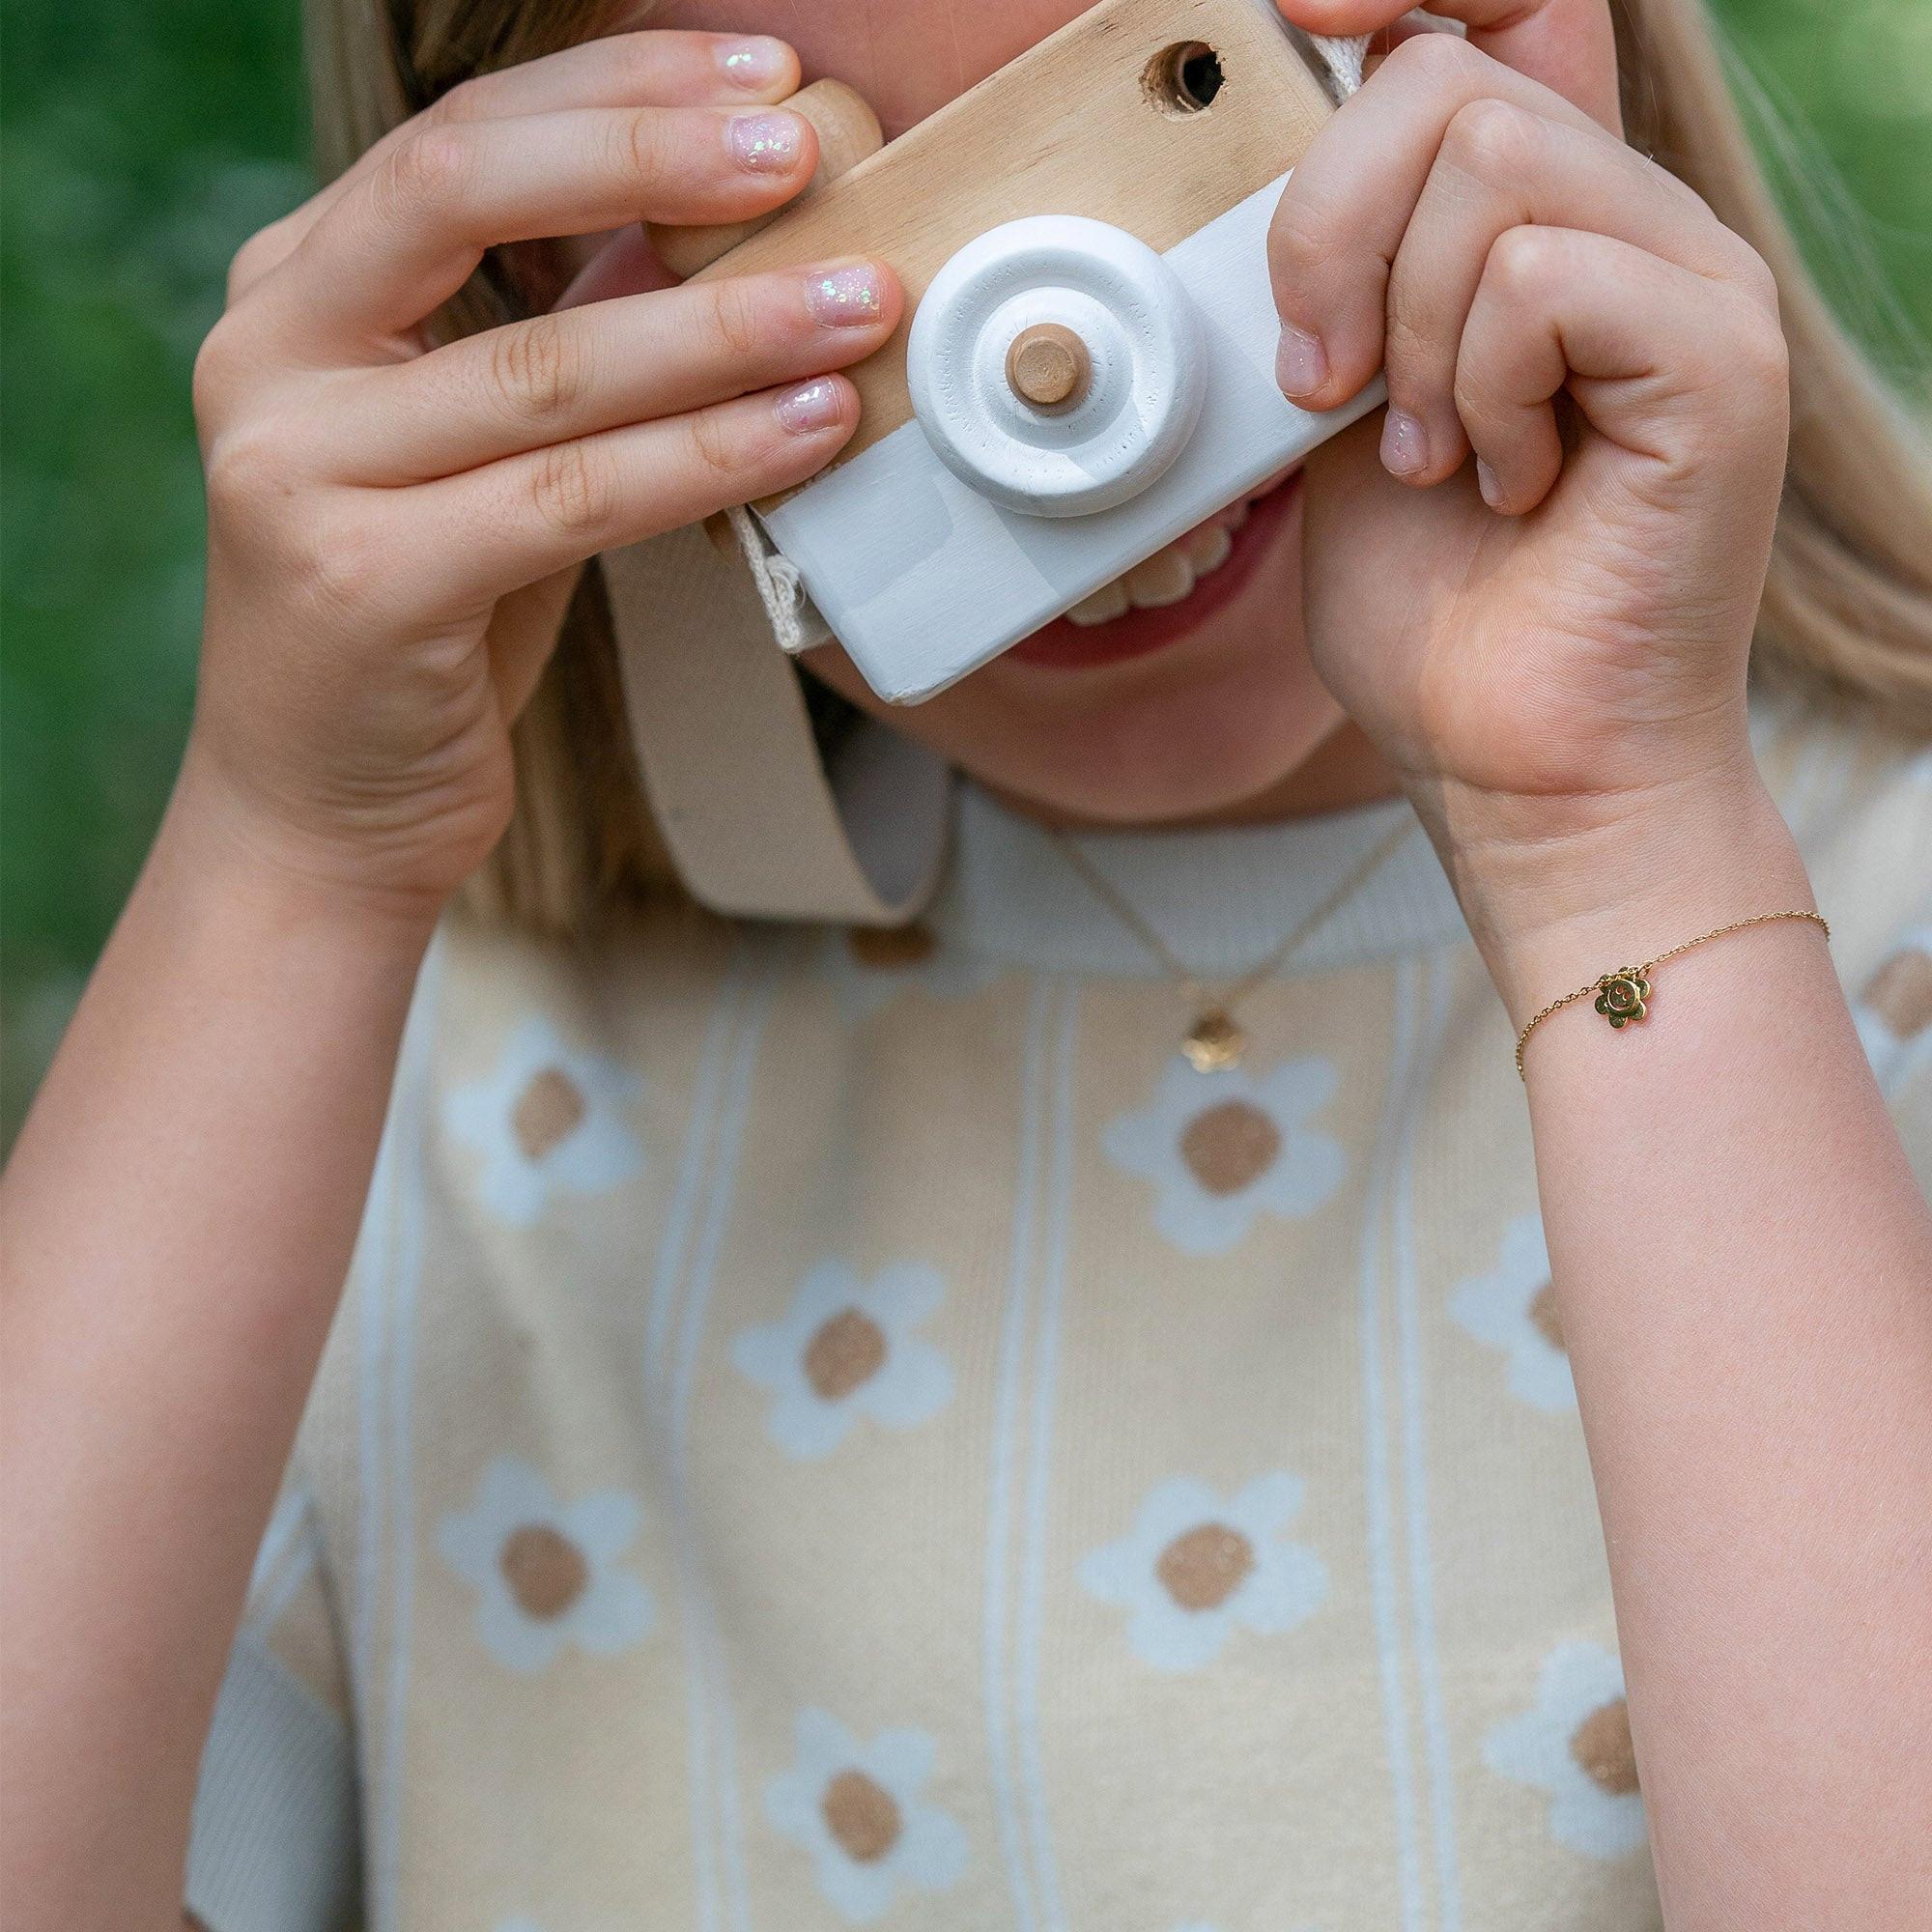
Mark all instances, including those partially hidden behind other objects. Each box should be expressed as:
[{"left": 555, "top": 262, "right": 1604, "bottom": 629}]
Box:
[
  {"left": 1182, "top": 1007, "right": 1246, "bottom": 1072},
  {"left": 1593, "top": 968, "right": 1651, "bottom": 1030}
]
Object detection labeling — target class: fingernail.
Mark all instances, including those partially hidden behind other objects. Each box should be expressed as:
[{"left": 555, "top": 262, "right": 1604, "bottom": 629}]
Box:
[
  {"left": 728, "top": 110, "right": 803, "bottom": 173},
  {"left": 804, "top": 262, "right": 886, "bottom": 327},
  {"left": 1380, "top": 408, "right": 1429, "bottom": 477},
  {"left": 1276, "top": 324, "right": 1327, "bottom": 398},
  {"left": 718, "top": 37, "right": 789, "bottom": 90},
  {"left": 775, "top": 376, "right": 845, "bottom": 435},
  {"left": 1476, "top": 458, "right": 1504, "bottom": 509}
]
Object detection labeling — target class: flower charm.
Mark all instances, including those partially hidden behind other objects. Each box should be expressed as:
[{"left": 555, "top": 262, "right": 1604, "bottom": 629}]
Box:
[
  {"left": 437, "top": 1459, "right": 653, "bottom": 1673},
  {"left": 764, "top": 1709, "right": 969, "bottom": 1922},
  {"left": 1450, "top": 1214, "right": 1575, "bottom": 1412},
  {"left": 1078, "top": 1472, "right": 1327, "bottom": 1672},
  {"left": 443, "top": 1015, "right": 642, "bottom": 1227},
  {"left": 1102, "top": 1055, "right": 1346, "bottom": 1256},
  {"left": 732, "top": 1261, "right": 953, "bottom": 1460},
  {"left": 1593, "top": 969, "right": 1651, "bottom": 1031},
  {"left": 1485, "top": 1641, "right": 1648, "bottom": 1860}
]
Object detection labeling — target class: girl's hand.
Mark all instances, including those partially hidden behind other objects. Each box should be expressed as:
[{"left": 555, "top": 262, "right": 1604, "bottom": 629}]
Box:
[
  {"left": 1268, "top": 2, "right": 1798, "bottom": 992},
  {"left": 187, "top": 30, "right": 902, "bottom": 921}
]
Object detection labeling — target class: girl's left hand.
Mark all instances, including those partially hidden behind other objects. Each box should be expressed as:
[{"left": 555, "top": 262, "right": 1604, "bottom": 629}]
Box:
[{"left": 1268, "top": 1, "right": 1797, "bottom": 982}]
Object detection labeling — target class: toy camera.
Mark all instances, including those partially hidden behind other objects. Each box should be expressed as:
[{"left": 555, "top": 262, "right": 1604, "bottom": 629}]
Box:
[{"left": 662, "top": 0, "right": 1383, "bottom": 703}]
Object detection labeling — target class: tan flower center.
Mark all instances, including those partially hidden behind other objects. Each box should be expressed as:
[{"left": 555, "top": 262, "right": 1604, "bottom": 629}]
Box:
[
  {"left": 848, "top": 923, "right": 938, "bottom": 971},
  {"left": 1864, "top": 949, "right": 1932, "bottom": 1039},
  {"left": 1155, "top": 1521, "right": 1256, "bottom": 1611},
  {"left": 1570, "top": 1697, "right": 1640, "bottom": 1796},
  {"left": 1528, "top": 1281, "right": 1566, "bottom": 1352},
  {"left": 803, "top": 1308, "right": 889, "bottom": 1402},
  {"left": 499, "top": 1522, "right": 589, "bottom": 1620},
  {"left": 821, "top": 1769, "right": 902, "bottom": 1863},
  {"left": 1179, "top": 1100, "right": 1282, "bottom": 1197},
  {"left": 513, "top": 1066, "right": 586, "bottom": 1161}
]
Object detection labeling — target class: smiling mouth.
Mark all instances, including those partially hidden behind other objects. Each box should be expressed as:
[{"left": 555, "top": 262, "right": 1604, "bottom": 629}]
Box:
[{"left": 1005, "top": 469, "right": 1302, "bottom": 671}]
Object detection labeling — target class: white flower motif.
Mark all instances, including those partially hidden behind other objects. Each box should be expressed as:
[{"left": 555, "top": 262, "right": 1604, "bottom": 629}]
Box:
[
  {"left": 437, "top": 1458, "right": 653, "bottom": 1673},
  {"left": 765, "top": 1708, "right": 969, "bottom": 1922},
  {"left": 1485, "top": 1641, "right": 1648, "bottom": 1860},
  {"left": 817, "top": 920, "right": 1000, "bottom": 1024},
  {"left": 1450, "top": 1213, "right": 1575, "bottom": 1412},
  {"left": 1078, "top": 1472, "right": 1327, "bottom": 1672},
  {"left": 444, "top": 1015, "right": 641, "bottom": 1227},
  {"left": 1102, "top": 1055, "right": 1346, "bottom": 1255},
  {"left": 732, "top": 1260, "right": 953, "bottom": 1460},
  {"left": 1852, "top": 926, "right": 1932, "bottom": 1094}
]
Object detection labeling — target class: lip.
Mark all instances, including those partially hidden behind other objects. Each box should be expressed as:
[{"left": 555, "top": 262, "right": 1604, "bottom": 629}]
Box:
[{"left": 1005, "top": 470, "right": 1302, "bottom": 672}]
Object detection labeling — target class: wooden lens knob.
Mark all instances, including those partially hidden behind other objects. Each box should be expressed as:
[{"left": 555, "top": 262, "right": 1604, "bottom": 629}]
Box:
[{"left": 1005, "top": 323, "right": 1092, "bottom": 410}]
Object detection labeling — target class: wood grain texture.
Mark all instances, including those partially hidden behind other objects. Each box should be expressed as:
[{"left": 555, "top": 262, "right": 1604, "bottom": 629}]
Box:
[{"left": 693, "top": 0, "right": 1337, "bottom": 500}]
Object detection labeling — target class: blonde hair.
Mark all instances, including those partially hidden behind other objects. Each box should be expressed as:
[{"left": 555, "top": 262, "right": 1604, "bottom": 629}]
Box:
[{"left": 305, "top": 0, "right": 1932, "bottom": 932}]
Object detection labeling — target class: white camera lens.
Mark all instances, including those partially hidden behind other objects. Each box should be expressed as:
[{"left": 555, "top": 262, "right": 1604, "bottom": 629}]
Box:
[{"left": 906, "top": 215, "right": 1208, "bottom": 518}]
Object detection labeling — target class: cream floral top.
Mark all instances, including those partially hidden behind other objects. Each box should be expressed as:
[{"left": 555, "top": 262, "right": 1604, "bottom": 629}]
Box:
[{"left": 186, "top": 690, "right": 1932, "bottom": 1932}]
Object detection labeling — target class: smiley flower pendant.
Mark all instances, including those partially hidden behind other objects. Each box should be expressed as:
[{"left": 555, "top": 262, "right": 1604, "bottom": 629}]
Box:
[{"left": 1593, "top": 969, "right": 1652, "bottom": 1030}]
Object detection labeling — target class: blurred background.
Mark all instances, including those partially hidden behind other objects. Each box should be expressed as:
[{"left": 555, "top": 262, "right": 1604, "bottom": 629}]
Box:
[{"left": 3, "top": 0, "right": 1928, "bottom": 1136}]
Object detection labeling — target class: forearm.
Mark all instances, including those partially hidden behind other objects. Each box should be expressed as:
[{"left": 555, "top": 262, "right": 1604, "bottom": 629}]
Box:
[
  {"left": 1457, "top": 770, "right": 1932, "bottom": 1928},
  {"left": 0, "top": 763, "right": 435, "bottom": 1918}
]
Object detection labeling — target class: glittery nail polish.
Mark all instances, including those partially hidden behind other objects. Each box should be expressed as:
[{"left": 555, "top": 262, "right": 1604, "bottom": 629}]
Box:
[
  {"left": 728, "top": 110, "right": 803, "bottom": 173},
  {"left": 805, "top": 263, "right": 885, "bottom": 327},
  {"left": 775, "top": 377, "right": 844, "bottom": 435},
  {"left": 718, "top": 37, "right": 788, "bottom": 90},
  {"left": 1380, "top": 408, "right": 1429, "bottom": 477}
]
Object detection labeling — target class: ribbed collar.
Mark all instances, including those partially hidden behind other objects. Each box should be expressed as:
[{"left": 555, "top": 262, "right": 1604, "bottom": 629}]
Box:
[{"left": 927, "top": 782, "right": 1470, "bottom": 979}]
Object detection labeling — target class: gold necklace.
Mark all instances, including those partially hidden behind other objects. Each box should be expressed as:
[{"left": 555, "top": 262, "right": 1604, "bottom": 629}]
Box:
[{"left": 1044, "top": 815, "right": 1418, "bottom": 1071}]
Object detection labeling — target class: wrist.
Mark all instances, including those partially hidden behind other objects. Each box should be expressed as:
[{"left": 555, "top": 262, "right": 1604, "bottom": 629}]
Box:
[
  {"left": 159, "top": 753, "right": 447, "bottom": 964},
  {"left": 1423, "top": 760, "right": 1813, "bottom": 1031}
]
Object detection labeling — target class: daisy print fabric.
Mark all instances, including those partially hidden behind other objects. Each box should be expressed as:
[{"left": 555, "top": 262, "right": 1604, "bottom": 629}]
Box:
[
  {"left": 443, "top": 1014, "right": 642, "bottom": 1227},
  {"left": 1079, "top": 1472, "right": 1328, "bottom": 1671},
  {"left": 1450, "top": 1212, "right": 1576, "bottom": 1412},
  {"left": 1486, "top": 1642, "right": 1648, "bottom": 1861},
  {"left": 1103, "top": 1055, "right": 1346, "bottom": 1255},
  {"left": 817, "top": 919, "right": 1002, "bottom": 1024},
  {"left": 732, "top": 1259, "right": 954, "bottom": 1460},
  {"left": 436, "top": 1458, "right": 653, "bottom": 1673},
  {"left": 764, "top": 1709, "right": 970, "bottom": 1923}
]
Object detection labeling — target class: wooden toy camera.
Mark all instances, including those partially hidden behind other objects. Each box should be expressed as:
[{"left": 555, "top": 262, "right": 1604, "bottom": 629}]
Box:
[{"left": 656, "top": 0, "right": 1383, "bottom": 704}]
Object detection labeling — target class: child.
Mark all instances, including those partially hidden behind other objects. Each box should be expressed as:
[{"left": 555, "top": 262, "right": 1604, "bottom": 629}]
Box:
[{"left": 6, "top": 0, "right": 1930, "bottom": 1926}]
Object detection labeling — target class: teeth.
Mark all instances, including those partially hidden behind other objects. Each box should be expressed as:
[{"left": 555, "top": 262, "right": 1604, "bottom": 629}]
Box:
[
  {"left": 1123, "top": 548, "right": 1196, "bottom": 609},
  {"left": 1183, "top": 524, "right": 1232, "bottom": 574},
  {"left": 1063, "top": 506, "right": 1246, "bottom": 627},
  {"left": 1065, "top": 579, "right": 1131, "bottom": 627}
]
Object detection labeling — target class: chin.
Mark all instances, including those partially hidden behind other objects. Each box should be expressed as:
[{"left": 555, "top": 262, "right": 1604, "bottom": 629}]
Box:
[{"left": 806, "top": 468, "right": 1343, "bottom": 827}]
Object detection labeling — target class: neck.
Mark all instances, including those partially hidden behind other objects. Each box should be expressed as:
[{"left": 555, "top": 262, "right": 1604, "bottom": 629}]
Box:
[{"left": 993, "top": 720, "right": 1406, "bottom": 832}]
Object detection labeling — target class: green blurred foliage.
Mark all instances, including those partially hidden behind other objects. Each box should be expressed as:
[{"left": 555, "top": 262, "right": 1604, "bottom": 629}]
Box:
[{"left": 2, "top": 0, "right": 1928, "bottom": 1132}]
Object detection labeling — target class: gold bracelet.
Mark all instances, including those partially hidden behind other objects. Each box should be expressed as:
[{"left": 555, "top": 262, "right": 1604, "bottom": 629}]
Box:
[{"left": 1514, "top": 908, "right": 1829, "bottom": 1080}]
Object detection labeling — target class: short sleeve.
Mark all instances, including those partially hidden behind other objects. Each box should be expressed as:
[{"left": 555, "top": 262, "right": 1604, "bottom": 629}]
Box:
[{"left": 185, "top": 1484, "right": 361, "bottom": 1932}]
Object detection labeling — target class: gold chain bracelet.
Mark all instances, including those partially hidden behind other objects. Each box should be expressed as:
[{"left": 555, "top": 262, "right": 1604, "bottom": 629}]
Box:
[{"left": 1514, "top": 908, "right": 1830, "bottom": 1080}]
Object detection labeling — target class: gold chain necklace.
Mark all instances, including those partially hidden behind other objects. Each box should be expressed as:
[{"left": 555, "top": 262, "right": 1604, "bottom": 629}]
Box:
[{"left": 1044, "top": 815, "right": 1418, "bottom": 1071}]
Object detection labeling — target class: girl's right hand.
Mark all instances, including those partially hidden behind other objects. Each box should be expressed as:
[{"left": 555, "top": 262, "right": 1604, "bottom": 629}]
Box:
[{"left": 186, "top": 30, "right": 901, "bottom": 921}]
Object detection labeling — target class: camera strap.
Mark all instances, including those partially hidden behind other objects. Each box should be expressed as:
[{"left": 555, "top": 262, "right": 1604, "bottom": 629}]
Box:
[{"left": 599, "top": 524, "right": 951, "bottom": 925}]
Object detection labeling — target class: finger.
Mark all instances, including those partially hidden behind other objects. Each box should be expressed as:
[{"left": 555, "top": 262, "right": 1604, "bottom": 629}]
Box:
[
  {"left": 1270, "top": 34, "right": 1603, "bottom": 412},
  {"left": 223, "top": 33, "right": 803, "bottom": 303},
  {"left": 317, "top": 258, "right": 900, "bottom": 482},
  {"left": 399, "top": 375, "right": 863, "bottom": 610},
  {"left": 1452, "top": 227, "right": 1790, "bottom": 516},
  {"left": 1379, "top": 101, "right": 1740, "bottom": 485},
  {"left": 259, "top": 102, "right": 821, "bottom": 352},
  {"left": 1275, "top": 0, "right": 1620, "bottom": 128}
]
